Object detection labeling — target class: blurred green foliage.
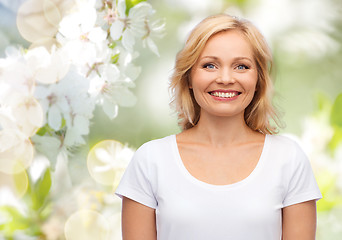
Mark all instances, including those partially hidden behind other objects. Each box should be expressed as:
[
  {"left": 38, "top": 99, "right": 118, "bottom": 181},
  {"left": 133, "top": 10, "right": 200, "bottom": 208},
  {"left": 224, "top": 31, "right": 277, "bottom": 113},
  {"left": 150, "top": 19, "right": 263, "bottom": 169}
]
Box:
[
  {"left": 308, "top": 93, "right": 342, "bottom": 213},
  {"left": 125, "top": 0, "right": 146, "bottom": 14},
  {"left": 0, "top": 168, "right": 52, "bottom": 238},
  {"left": 330, "top": 93, "right": 342, "bottom": 151},
  {"left": 317, "top": 169, "right": 342, "bottom": 212}
]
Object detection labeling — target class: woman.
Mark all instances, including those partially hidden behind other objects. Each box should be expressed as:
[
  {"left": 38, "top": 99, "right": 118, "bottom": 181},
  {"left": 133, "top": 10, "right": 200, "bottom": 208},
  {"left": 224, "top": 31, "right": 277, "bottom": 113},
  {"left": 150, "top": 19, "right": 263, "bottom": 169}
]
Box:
[{"left": 116, "top": 14, "right": 322, "bottom": 239}]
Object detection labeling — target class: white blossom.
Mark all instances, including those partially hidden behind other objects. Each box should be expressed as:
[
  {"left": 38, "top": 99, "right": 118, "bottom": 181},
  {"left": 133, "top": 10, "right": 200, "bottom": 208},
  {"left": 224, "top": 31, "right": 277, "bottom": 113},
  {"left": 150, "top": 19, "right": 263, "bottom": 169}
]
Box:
[
  {"left": 57, "top": 3, "right": 108, "bottom": 68},
  {"left": 87, "top": 47, "right": 138, "bottom": 119},
  {"left": 0, "top": 1, "right": 164, "bottom": 238},
  {"left": 35, "top": 68, "right": 95, "bottom": 147},
  {"left": 142, "top": 19, "right": 166, "bottom": 56},
  {"left": 109, "top": 0, "right": 162, "bottom": 53},
  {"left": 25, "top": 46, "right": 70, "bottom": 84},
  {"left": 0, "top": 128, "right": 34, "bottom": 174},
  {"left": 0, "top": 48, "right": 35, "bottom": 96},
  {"left": 0, "top": 0, "right": 164, "bottom": 165}
]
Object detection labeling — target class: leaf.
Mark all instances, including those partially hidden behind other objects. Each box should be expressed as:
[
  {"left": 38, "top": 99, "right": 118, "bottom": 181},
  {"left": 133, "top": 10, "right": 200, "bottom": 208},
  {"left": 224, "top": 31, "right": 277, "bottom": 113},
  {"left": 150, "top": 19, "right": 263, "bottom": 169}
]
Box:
[
  {"left": 328, "top": 126, "right": 342, "bottom": 152},
  {"left": 31, "top": 168, "right": 52, "bottom": 211},
  {"left": 315, "top": 92, "right": 332, "bottom": 113},
  {"left": 125, "top": 0, "right": 146, "bottom": 14},
  {"left": 316, "top": 170, "right": 342, "bottom": 212},
  {"left": 330, "top": 93, "right": 342, "bottom": 128},
  {"left": 108, "top": 41, "right": 117, "bottom": 49},
  {"left": 31, "top": 135, "right": 61, "bottom": 166},
  {"left": 0, "top": 206, "right": 30, "bottom": 236},
  {"left": 39, "top": 202, "right": 53, "bottom": 220},
  {"left": 35, "top": 123, "right": 56, "bottom": 136},
  {"left": 329, "top": 93, "right": 342, "bottom": 151},
  {"left": 36, "top": 126, "right": 47, "bottom": 136},
  {"left": 111, "top": 53, "right": 120, "bottom": 64}
]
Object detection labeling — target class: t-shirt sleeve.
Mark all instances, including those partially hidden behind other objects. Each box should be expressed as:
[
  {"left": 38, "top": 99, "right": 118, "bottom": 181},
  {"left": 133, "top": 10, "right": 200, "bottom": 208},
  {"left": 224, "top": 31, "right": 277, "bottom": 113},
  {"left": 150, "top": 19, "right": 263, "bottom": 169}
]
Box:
[
  {"left": 115, "top": 143, "right": 157, "bottom": 209},
  {"left": 282, "top": 142, "right": 322, "bottom": 208}
]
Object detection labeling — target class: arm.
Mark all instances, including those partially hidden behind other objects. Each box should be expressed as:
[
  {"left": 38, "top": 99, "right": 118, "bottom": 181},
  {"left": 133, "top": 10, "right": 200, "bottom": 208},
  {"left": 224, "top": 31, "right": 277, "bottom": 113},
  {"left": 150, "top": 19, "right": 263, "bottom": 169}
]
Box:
[
  {"left": 282, "top": 200, "right": 317, "bottom": 240},
  {"left": 122, "top": 196, "right": 157, "bottom": 240}
]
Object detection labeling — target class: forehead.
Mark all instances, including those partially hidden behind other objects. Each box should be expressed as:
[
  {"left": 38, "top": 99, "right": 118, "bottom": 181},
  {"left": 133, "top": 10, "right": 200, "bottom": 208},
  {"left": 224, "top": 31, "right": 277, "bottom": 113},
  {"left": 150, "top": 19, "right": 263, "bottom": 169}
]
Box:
[{"left": 200, "top": 30, "right": 254, "bottom": 59}]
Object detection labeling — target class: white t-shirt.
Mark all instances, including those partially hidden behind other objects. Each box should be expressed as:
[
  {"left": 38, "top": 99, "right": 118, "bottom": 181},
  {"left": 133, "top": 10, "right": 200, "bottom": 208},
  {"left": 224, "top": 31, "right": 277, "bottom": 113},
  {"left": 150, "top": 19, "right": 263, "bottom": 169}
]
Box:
[{"left": 115, "top": 134, "right": 322, "bottom": 240}]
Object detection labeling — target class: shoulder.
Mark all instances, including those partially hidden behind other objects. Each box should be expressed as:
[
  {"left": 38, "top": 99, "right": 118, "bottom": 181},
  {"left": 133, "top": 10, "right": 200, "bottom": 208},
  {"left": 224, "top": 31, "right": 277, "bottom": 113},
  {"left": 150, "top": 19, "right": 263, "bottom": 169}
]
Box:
[
  {"left": 138, "top": 135, "right": 175, "bottom": 152},
  {"left": 133, "top": 135, "right": 175, "bottom": 162},
  {"left": 267, "top": 134, "right": 310, "bottom": 167},
  {"left": 267, "top": 134, "right": 304, "bottom": 153}
]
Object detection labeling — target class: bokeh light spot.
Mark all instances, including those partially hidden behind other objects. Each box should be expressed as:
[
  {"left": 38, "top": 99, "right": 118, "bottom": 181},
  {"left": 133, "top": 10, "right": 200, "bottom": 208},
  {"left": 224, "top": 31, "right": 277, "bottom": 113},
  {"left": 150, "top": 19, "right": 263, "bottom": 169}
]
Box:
[
  {"left": 64, "top": 210, "right": 110, "bottom": 240},
  {"left": 87, "top": 140, "right": 131, "bottom": 188},
  {"left": 0, "top": 164, "right": 29, "bottom": 199},
  {"left": 17, "top": 0, "right": 59, "bottom": 43},
  {"left": 43, "top": 0, "right": 62, "bottom": 27},
  {"left": 0, "top": 130, "right": 34, "bottom": 174},
  {"left": 12, "top": 163, "right": 29, "bottom": 198},
  {"left": 13, "top": 96, "right": 44, "bottom": 138}
]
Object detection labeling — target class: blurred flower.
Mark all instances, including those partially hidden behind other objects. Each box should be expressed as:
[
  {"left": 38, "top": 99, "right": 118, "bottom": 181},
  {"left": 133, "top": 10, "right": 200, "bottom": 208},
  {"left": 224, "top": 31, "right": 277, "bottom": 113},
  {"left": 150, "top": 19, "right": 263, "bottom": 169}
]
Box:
[
  {"left": 0, "top": 0, "right": 163, "bottom": 162},
  {"left": 142, "top": 18, "right": 165, "bottom": 56},
  {"left": 57, "top": 2, "right": 108, "bottom": 68},
  {"left": 0, "top": 94, "right": 44, "bottom": 138},
  {"left": 41, "top": 216, "right": 65, "bottom": 240},
  {"left": 88, "top": 61, "right": 121, "bottom": 119},
  {"left": 247, "top": 0, "right": 340, "bottom": 58},
  {"left": 64, "top": 209, "right": 110, "bottom": 240},
  {"left": 35, "top": 83, "right": 69, "bottom": 131},
  {"left": 25, "top": 46, "right": 69, "bottom": 84},
  {"left": 0, "top": 90, "right": 40, "bottom": 174},
  {"left": 0, "top": 47, "right": 35, "bottom": 96},
  {"left": 31, "top": 135, "right": 62, "bottom": 165},
  {"left": 109, "top": 0, "right": 163, "bottom": 54},
  {"left": 0, "top": 0, "right": 164, "bottom": 238},
  {"left": 35, "top": 68, "right": 95, "bottom": 147},
  {"left": 0, "top": 129, "right": 34, "bottom": 174}
]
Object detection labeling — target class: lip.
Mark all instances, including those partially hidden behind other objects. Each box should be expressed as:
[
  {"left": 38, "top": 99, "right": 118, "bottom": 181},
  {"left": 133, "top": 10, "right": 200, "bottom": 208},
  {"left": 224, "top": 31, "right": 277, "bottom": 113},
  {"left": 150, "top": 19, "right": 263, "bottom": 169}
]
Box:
[
  {"left": 209, "top": 89, "right": 241, "bottom": 93},
  {"left": 208, "top": 89, "right": 241, "bottom": 101}
]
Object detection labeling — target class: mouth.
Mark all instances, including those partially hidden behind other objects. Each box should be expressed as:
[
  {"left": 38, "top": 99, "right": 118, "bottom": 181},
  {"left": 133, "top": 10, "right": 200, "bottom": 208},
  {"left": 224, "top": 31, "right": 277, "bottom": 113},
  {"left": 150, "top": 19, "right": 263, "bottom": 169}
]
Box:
[{"left": 208, "top": 90, "right": 241, "bottom": 99}]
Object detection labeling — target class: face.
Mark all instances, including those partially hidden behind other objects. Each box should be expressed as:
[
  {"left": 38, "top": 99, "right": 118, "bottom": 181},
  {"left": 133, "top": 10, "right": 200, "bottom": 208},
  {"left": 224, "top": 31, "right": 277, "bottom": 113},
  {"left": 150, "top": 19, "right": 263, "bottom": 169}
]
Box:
[{"left": 190, "top": 30, "right": 258, "bottom": 120}]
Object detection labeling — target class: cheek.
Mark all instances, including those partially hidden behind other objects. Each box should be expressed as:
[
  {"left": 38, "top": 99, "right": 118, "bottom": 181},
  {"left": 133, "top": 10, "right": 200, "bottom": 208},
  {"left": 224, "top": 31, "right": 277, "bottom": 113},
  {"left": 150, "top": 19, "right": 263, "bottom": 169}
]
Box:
[
  {"left": 190, "top": 72, "right": 204, "bottom": 90},
  {"left": 244, "top": 73, "right": 258, "bottom": 92},
  {"left": 245, "top": 77, "right": 258, "bottom": 104}
]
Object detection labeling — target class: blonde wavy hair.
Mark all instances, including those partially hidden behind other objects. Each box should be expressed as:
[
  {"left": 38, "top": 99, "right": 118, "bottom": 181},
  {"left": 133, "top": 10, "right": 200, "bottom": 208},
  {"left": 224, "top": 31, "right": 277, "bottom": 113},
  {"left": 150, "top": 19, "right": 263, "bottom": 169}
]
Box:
[{"left": 169, "top": 14, "right": 282, "bottom": 134}]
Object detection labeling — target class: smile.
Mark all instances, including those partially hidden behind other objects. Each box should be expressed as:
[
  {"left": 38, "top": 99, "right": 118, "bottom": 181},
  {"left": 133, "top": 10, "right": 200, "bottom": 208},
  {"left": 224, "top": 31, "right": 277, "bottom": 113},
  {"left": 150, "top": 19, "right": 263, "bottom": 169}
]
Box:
[{"left": 209, "top": 91, "right": 241, "bottom": 98}]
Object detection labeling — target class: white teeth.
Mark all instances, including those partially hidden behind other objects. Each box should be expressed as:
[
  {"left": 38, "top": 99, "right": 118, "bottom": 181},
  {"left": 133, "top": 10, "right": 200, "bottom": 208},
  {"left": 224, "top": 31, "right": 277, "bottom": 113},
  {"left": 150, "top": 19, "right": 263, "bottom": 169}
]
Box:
[{"left": 211, "top": 92, "right": 238, "bottom": 98}]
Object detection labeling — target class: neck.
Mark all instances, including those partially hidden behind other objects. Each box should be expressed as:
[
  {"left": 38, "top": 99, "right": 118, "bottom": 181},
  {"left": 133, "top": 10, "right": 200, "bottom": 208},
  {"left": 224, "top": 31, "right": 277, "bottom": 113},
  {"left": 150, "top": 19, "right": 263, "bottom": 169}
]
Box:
[{"left": 190, "top": 112, "right": 258, "bottom": 147}]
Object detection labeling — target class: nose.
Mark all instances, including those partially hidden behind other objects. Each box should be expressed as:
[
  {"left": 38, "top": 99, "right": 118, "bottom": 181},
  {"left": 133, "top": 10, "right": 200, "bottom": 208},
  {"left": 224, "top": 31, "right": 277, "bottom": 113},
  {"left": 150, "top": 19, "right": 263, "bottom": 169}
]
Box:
[{"left": 216, "top": 67, "right": 235, "bottom": 85}]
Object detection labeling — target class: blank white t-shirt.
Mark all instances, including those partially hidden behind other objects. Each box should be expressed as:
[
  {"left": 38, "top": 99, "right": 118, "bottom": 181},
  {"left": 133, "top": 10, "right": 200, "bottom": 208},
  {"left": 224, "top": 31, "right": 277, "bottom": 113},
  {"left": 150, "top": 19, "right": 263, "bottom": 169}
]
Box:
[{"left": 116, "top": 134, "right": 322, "bottom": 240}]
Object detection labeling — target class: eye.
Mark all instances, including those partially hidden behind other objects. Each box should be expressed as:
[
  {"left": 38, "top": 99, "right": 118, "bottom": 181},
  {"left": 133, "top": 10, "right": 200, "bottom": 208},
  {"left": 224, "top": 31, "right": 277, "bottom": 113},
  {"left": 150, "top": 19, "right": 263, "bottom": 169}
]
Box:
[
  {"left": 236, "top": 64, "right": 249, "bottom": 70},
  {"left": 202, "top": 63, "right": 216, "bottom": 70}
]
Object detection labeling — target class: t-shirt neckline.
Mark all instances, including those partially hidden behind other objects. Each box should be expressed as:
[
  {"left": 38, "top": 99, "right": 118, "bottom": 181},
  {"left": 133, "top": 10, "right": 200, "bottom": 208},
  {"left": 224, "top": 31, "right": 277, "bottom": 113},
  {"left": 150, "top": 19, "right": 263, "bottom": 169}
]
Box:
[{"left": 171, "top": 134, "right": 270, "bottom": 190}]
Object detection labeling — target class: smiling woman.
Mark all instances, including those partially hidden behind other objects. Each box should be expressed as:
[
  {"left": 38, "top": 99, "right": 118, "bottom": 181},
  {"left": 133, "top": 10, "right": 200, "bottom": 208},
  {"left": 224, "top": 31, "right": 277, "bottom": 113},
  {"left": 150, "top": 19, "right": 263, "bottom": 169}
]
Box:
[
  {"left": 170, "top": 15, "right": 280, "bottom": 133},
  {"left": 189, "top": 30, "right": 258, "bottom": 121},
  {"left": 115, "top": 14, "right": 322, "bottom": 240}
]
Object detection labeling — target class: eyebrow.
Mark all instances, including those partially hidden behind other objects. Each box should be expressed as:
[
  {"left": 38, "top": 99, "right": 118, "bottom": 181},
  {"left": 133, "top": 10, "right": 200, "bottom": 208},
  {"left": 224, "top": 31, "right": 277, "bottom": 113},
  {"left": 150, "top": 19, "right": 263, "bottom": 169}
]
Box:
[{"left": 201, "top": 56, "right": 253, "bottom": 62}]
